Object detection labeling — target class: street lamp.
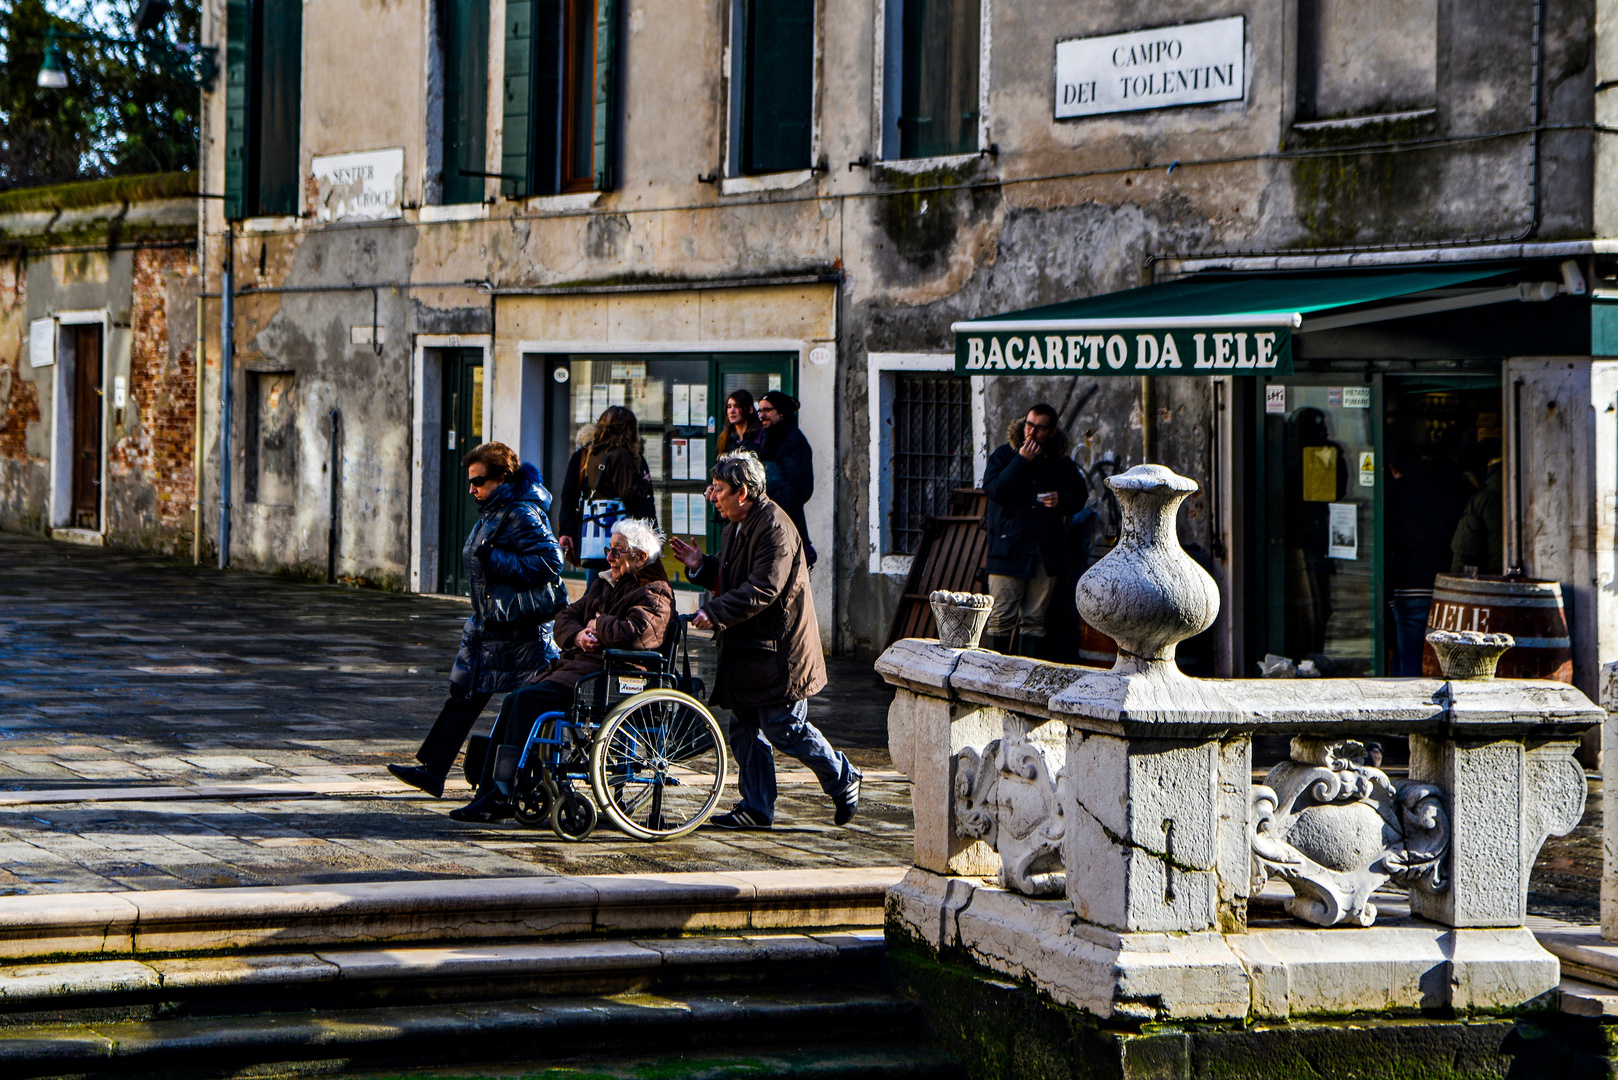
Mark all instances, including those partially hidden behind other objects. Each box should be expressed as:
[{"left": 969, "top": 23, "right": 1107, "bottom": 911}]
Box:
[
  {"left": 35, "top": 32, "right": 67, "bottom": 89},
  {"left": 34, "top": 21, "right": 217, "bottom": 92}
]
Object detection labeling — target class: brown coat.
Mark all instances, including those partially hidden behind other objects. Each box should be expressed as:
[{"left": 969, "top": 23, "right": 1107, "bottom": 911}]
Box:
[
  {"left": 691, "top": 496, "right": 826, "bottom": 708},
  {"left": 528, "top": 559, "right": 675, "bottom": 691}
]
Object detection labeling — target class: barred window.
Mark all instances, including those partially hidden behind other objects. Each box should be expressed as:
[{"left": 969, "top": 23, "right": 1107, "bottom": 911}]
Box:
[{"left": 891, "top": 373, "right": 973, "bottom": 554}]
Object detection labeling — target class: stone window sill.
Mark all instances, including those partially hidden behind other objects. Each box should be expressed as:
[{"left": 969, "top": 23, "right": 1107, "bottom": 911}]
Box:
[
  {"left": 515, "top": 192, "right": 602, "bottom": 213},
  {"left": 240, "top": 215, "right": 301, "bottom": 233},
  {"left": 720, "top": 170, "right": 814, "bottom": 196},
  {"left": 420, "top": 202, "right": 490, "bottom": 223},
  {"left": 875, "top": 152, "right": 983, "bottom": 175},
  {"left": 1293, "top": 108, "right": 1436, "bottom": 132}
]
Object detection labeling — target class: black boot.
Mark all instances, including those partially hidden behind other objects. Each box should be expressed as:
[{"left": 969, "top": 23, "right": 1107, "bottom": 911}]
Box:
[
  {"left": 449, "top": 789, "right": 514, "bottom": 823},
  {"left": 983, "top": 633, "right": 1012, "bottom": 655},
  {"left": 1018, "top": 634, "right": 1047, "bottom": 660},
  {"left": 388, "top": 763, "right": 445, "bottom": 798}
]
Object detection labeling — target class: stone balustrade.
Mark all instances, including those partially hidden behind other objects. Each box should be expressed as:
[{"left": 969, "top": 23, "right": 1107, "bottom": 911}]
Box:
[{"left": 879, "top": 464, "right": 1602, "bottom": 1022}]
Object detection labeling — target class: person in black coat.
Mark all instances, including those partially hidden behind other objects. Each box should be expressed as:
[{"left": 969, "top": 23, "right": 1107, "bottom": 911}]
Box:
[
  {"left": 981, "top": 403, "right": 1086, "bottom": 659},
  {"left": 757, "top": 391, "right": 816, "bottom": 567},
  {"left": 389, "top": 442, "right": 564, "bottom": 799},
  {"left": 557, "top": 406, "right": 657, "bottom": 572}
]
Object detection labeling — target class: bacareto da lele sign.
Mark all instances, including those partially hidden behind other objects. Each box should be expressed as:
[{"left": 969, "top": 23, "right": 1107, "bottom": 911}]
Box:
[
  {"left": 1055, "top": 16, "right": 1245, "bottom": 118},
  {"left": 953, "top": 322, "right": 1296, "bottom": 376}
]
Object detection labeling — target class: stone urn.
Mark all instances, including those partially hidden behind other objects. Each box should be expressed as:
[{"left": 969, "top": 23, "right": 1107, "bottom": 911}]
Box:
[
  {"left": 1074, "top": 464, "right": 1219, "bottom": 674},
  {"left": 1426, "top": 629, "right": 1515, "bottom": 680},
  {"left": 929, "top": 590, "right": 993, "bottom": 650}
]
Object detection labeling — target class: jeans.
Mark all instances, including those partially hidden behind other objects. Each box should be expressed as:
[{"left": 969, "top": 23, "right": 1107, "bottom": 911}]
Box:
[
  {"left": 987, "top": 568, "right": 1056, "bottom": 637},
  {"left": 475, "top": 680, "right": 575, "bottom": 792},
  {"left": 728, "top": 699, "right": 859, "bottom": 823},
  {"left": 1390, "top": 593, "right": 1433, "bottom": 677},
  {"left": 415, "top": 685, "right": 494, "bottom": 777}
]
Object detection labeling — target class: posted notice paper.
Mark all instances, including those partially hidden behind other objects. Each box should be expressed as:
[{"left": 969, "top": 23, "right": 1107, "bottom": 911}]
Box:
[
  {"left": 671, "top": 492, "right": 689, "bottom": 534},
  {"left": 1327, "top": 503, "right": 1358, "bottom": 560},
  {"left": 670, "top": 438, "right": 689, "bottom": 481},
  {"left": 688, "top": 494, "right": 708, "bottom": 535},
  {"left": 673, "top": 385, "right": 691, "bottom": 427}
]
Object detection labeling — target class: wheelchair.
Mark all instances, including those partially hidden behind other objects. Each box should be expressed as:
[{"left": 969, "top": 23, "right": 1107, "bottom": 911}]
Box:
[{"left": 469, "top": 614, "right": 728, "bottom": 842}]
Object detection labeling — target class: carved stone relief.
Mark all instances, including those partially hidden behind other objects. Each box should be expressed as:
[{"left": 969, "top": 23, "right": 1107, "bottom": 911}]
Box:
[
  {"left": 954, "top": 728, "right": 1066, "bottom": 897},
  {"left": 1250, "top": 737, "right": 1449, "bottom": 927}
]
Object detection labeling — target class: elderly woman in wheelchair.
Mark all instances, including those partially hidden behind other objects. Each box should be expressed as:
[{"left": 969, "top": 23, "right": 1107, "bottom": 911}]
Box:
[{"left": 452, "top": 516, "right": 675, "bottom": 825}]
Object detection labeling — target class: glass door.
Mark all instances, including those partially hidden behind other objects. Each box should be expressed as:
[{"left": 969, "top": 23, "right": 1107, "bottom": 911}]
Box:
[
  {"left": 438, "top": 348, "right": 484, "bottom": 595},
  {"left": 1254, "top": 376, "right": 1382, "bottom": 676}
]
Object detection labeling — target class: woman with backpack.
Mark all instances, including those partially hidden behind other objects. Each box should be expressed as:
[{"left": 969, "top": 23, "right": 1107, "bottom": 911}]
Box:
[
  {"left": 558, "top": 406, "right": 658, "bottom": 573},
  {"left": 388, "top": 442, "right": 564, "bottom": 799}
]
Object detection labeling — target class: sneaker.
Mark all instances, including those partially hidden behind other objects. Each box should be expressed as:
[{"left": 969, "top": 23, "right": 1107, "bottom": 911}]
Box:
[
  {"left": 387, "top": 763, "right": 445, "bottom": 799},
  {"left": 834, "top": 769, "right": 863, "bottom": 826},
  {"left": 707, "top": 807, "right": 773, "bottom": 830}
]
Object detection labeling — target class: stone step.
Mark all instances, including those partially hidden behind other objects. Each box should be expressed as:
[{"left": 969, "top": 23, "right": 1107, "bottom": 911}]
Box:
[
  {"left": 0, "top": 867, "right": 903, "bottom": 963},
  {"left": 344, "top": 1045, "right": 962, "bottom": 1080},
  {"left": 0, "top": 988, "right": 941, "bottom": 1080},
  {"left": 1531, "top": 920, "right": 1618, "bottom": 991},
  {"left": 0, "top": 930, "right": 884, "bottom": 1020}
]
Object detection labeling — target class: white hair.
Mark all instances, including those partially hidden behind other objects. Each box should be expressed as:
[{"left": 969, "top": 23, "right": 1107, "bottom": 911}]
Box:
[{"left": 611, "top": 517, "right": 664, "bottom": 560}]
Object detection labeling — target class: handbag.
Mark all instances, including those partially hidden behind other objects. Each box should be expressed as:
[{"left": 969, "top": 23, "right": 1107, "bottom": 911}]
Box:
[
  {"left": 482, "top": 506, "right": 570, "bottom": 631},
  {"left": 580, "top": 498, "right": 624, "bottom": 561}
]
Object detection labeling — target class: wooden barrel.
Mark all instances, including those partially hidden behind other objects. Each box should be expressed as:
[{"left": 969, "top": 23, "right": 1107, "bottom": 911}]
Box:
[{"left": 1421, "top": 574, "right": 1572, "bottom": 682}]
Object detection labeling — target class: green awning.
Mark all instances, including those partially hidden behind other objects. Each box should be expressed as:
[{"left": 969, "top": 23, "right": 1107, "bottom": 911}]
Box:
[{"left": 952, "top": 267, "right": 1517, "bottom": 376}]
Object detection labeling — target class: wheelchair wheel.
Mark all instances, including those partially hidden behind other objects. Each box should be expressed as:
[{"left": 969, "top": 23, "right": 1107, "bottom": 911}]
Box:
[
  {"left": 550, "top": 787, "right": 598, "bottom": 841},
  {"left": 588, "top": 688, "right": 727, "bottom": 840},
  {"left": 512, "top": 781, "right": 549, "bottom": 827}
]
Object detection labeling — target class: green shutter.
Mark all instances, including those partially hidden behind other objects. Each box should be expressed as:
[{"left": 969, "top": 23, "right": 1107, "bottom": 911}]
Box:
[
  {"left": 501, "top": 0, "right": 534, "bottom": 197},
  {"left": 741, "top": 0, "right": 813, "bottom": 174},
  {"left": 443, "top": 0, "right": 491, "bottom": 204},
  {"left": 256, "top": 0, "right": 302, "bottom": 216},
  {"left": 592, "top": 0, "right": 617, "bottom": 191},
  {"left": 223, "top": 0, "right": 250, "bottom": 220}
]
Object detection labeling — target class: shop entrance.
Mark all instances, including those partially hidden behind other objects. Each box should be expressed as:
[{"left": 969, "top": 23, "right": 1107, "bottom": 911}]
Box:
[
  {"left": 70, "top": 323, "right": 103, "bottom": 530},
  {"left": 437, "top": 348, "right": 484, "bottom": 595},
  {"left": 1247, "top": 371, "right": 1501, "bottom": 677},
  {"left": 544, "top": 352, "right": 795, "bottom": 588}
]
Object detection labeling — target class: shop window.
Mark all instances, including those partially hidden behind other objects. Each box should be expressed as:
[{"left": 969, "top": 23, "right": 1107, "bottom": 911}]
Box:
[
  {"left": 732, "top": 0, "right": 814, "bottom": 175},
  {"left": 1296, "top": 0, "right": 1435, "bottom": 122},
  {"left": 440, "top": 0, "right": 491, "bottom": 205},
  {"left": 501, "top": 0, "right": 618, "bottom": 196},
  {"left": 245, "top": 372, "right": 297, "bottom": 507},
  {"left": 881, "top": 0, "right": 981, "bottom": 160},
  {"left": 224, "top": 0, "right": 303, "bottom": 219}
]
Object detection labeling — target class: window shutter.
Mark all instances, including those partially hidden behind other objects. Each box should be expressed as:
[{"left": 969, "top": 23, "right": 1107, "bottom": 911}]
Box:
[
  {"left": 592, "top": 0, "right": 617, "bottom": 191},
  {"left": 501, "top": 0, "right": 534, "bottom": 197},
  {"left": 256, "top": 0, "right": 303, "bottom": 216},
  {"left": 223, "top": 0, "right": 250, "bottom": 220},
  {"left": 443, "top": 0, "right": 490, "bottom": 205},
  {"left": 741, "top": 0, "right": 813, "bottom": 174}
]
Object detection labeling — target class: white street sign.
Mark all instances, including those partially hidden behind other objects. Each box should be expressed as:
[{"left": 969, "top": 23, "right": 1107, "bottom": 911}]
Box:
[
  {"left": 1055, "top": 16, "right": 1245, "bottom": 120},
  {"left": 312, "top": 148, "right": 404, "bottom": 223}
]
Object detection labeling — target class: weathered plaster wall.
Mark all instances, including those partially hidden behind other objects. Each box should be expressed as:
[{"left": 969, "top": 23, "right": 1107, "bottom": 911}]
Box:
[{"left": 0, "top": 260, "right": 45, "bottom": 536}]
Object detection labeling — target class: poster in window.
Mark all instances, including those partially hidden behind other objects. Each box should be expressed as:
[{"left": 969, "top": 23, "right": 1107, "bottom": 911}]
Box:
[
  {"left": 688, "top": 494, "right": 708, "bottom": 535},
  {"left": 633, "top": 379, "right": 664, "bottom": 421},
  {"left": 672, "top": 385, "right": 691, "bottom": 426},
  {"left": 591, "top": 384, "right": 609, "bottom": 418},
  {"left": 1301, "top": 445, "right": 1338, "bottom": 502},
  {"left": 689, "top": 438, "right": 707, "bottom": 483},
  {"left": 690, "top": 385, "right": 708, "bottom": 428},
  {"left": 608, "top": 383, "right": 626, "bottom": 408},
  {"left": 671, "top": 438, "right": 689, "bottom": 480},
  {"left": 1327, "top": 503, "right": 1358, "bottom": 560},
  {"left": 671, "top": 492, "right": 689, "bottom": 534},
  {"left": 643, "top": 435, "right": 664, "bottom": 479}
]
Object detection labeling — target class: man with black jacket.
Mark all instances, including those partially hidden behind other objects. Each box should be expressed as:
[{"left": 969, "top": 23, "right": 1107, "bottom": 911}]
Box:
[
  {"left": 981, "top": 404, "right": 1086, "bottom": 658},
  {"left": 757, "top": 391, "right": 816, "bottom": 567}
]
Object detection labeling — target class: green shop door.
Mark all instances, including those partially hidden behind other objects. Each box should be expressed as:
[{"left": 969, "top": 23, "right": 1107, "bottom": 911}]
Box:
[
  {"left": 1251, "top": 376, "right": 1383, "bottom": 676},
  {"left": 438, "top": 349, "right": 485, "bottom": 595}
]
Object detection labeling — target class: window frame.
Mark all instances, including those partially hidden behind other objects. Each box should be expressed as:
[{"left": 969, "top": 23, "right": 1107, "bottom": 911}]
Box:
[
  {"left": 866, "top": 353, "right": 987, "bottom": 576},
  {"left": 225, "top": 0, "right": 303, "bottom": 221},
  {"left": 872, "top": 0, "right": 990, "bottom": 165},
  {"left": 725, "top": 0, "right": 820, "bottom": 181},
  {"left": 432, "top": 0, "right": 494, "bottom": 207}
]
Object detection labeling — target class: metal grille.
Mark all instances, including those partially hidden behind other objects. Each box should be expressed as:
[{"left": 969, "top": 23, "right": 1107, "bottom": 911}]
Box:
[{"left": 892, "top": 374, "right": 973, "bottom": 554}]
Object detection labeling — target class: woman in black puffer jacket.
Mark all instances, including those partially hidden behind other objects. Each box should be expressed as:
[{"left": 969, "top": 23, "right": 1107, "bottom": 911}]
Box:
[{"left": 389, "top": 442, "right": 563, "bottom": 798}]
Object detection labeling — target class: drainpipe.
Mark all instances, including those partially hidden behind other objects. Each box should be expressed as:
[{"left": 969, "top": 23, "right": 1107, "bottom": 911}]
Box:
[
  {"left": 328, "top": 408, "right": 342, "bottom": 584},
  {"left": 218, "top": 226, "right": 234, "bottom": 570},
  {"left": 192, "top": 284, "right": 204, "bottom": 565}
]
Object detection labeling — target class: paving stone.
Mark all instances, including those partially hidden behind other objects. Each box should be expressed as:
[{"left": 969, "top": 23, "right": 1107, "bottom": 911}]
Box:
[{"left": 0, "top": 533, "right": 907, "bottom": 895}]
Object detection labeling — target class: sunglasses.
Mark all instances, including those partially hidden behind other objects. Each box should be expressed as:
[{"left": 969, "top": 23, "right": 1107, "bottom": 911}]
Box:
[
  {"left": 468, "top": 474, "right": 500, "bottom": 488},
  {"left": 605, "top": 545, "right": 632, "bottom": 559}
]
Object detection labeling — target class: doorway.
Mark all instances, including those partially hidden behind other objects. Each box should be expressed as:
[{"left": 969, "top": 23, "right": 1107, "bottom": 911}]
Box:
[
  {"left": 1245, "top": 371, "right": 1501, "bottom": 677},
  {"left": 437, "top": 348, "right": 484, "bottom": 595},
  {"left": 70, "top": 323, "right": 104, "bottom": 531}
]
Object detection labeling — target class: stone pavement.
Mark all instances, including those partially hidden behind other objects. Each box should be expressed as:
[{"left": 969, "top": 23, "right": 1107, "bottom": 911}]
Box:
[{"left": 0, "top": 532, "right": 907, "bottom": 896}]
